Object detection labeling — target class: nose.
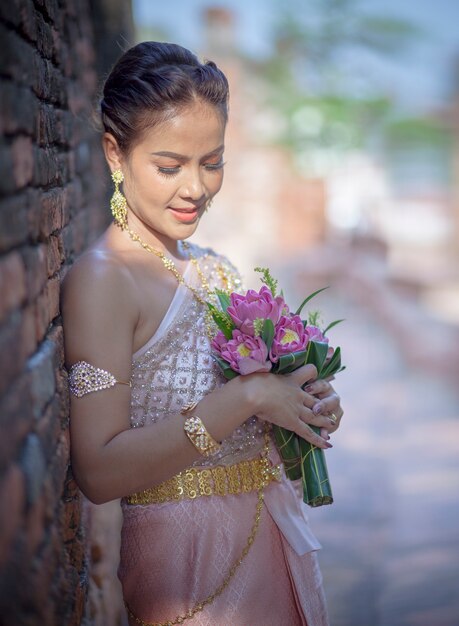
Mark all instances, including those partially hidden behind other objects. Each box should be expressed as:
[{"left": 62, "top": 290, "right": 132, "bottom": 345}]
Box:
[{"left": 179, "top": 166, "right": 206, "bottom": 202}]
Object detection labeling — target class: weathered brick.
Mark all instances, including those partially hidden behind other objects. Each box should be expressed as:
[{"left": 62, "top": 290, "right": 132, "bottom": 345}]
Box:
[
  {"left": 22, "top": 244, "right": 47, "bottom": 301},
  {"left": 1, "top": 24, "right": 36, "bottom": 85},
  {"left": 0, "top": 464, "right": 25, "bottom": 568},
  {"left": 33, "top": 145, "right": 60, "bottom": 187},
  {"left": 0, "top": 82, "right": 38, "bottom": 137},
  {"left": 11, "top": 135, "right": 34, "bottom": 189},
  {"left": 0, "top": 308, "right": 36, "bottom": 396},
  {"left": 27, "top": 338, "right": 56, "bottom": 419},
  {"left": 35, "top": 11, "right": 54, "bottom": 59},
  {"left": 24, "top": 491, "right": 47, "bottom": 557},
  {"left": 0, "top": 193, "right": 31, "bottom": 251},
  {"left": 0, "top": 370, "right": 34, "bottom": 471},
  {"left": 19, "top": 433, "right": 47, "bottom": 508},
  {"left": 0, "top": 250, "right": 27, "bottom": 324},
  {"left": 34, "top": 277, "right": 60, "bottom": 342},
  {"left": 39, "top": 188, "right": 64, "bottom": 238},
  {"left": 46, "top": 234, "right": 63, "bottom": 276}
]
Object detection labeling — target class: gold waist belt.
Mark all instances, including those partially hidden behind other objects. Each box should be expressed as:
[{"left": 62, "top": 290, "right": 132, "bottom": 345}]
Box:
[{"left": 126, "top": 456, "right": 282, "bottom": 505}]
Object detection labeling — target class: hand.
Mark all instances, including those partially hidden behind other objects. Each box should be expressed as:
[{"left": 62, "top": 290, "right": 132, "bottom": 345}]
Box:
[
  {"left": 246, "top": 364, "right": 336, "bottom": 449},
  {"left": 303, "top": 378, "right": 343, "bottom": 439}
]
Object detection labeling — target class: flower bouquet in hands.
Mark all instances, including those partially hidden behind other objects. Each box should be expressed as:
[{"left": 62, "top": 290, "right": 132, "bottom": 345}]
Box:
[{"left": 208, "top": 268, "right": 345, "bottom": 507}]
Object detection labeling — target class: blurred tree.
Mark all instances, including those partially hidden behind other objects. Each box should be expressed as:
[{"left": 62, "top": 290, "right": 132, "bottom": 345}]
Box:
[{"left": 259, "top": 0, "right": 421, "bottom": 170}]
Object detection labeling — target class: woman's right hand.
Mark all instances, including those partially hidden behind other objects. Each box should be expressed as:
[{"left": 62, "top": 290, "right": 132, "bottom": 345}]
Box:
[{"left": 241, "top": 364, "right": 335, "bottom": 449}]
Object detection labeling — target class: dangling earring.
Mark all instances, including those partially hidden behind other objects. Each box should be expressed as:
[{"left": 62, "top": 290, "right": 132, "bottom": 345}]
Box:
[
  {"left": 205, "top": 198, "right": 214, "bottom": 213},
  {"left": 110, "top": 169, "right": 128, "bottom": 229}
]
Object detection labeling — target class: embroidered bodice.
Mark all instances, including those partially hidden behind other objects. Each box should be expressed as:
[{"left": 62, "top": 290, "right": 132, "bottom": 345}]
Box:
[{"left": 129, "top": 243, "right": 266, "bottom": 468}]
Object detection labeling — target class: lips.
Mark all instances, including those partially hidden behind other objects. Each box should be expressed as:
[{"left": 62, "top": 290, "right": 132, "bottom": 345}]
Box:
[{"left": 168, "top": 205, "right": 202, "bottom": 223}]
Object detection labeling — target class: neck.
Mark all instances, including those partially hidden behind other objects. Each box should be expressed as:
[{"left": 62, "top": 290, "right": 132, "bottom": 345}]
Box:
[{"left": 124, "top": 211, "right": 185, "bottom": 260}]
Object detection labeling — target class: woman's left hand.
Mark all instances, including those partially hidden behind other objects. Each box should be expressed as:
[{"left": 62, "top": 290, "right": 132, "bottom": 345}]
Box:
[{"left": 303, "top": 379, "right": 343, "bottom": 438}]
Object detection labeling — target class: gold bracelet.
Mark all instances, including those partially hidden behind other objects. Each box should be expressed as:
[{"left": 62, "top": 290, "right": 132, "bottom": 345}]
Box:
[{"left": 183, "top": 415, "right": 221, "bottom": 457}]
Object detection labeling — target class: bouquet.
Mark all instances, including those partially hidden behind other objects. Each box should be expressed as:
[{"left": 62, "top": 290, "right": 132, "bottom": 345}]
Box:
[{"left": 208, "top": 267, "right": 345, "bottom": 507}]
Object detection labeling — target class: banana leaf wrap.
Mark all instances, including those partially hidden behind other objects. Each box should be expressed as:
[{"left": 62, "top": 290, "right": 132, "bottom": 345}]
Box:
[{"left": 272, "top": 340, "right": 344, "bottom": 507}]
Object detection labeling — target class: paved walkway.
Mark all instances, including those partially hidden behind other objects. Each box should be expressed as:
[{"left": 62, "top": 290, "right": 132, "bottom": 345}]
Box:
[{"left": 303, "top": 290, "right": 459, "bottom": 626}]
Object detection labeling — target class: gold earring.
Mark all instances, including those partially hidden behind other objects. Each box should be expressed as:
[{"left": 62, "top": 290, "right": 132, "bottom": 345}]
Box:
[
  {"left": 110, "top": 169, "right": 128, "bottom": 229},
  {"left": 205, "top": 198, "right": 214, "bottom": 213}
]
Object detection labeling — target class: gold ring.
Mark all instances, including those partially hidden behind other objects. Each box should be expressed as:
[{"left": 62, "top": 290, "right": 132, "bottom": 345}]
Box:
[{"left": 329, "top": 412, "right": 338, "bottom": 423}]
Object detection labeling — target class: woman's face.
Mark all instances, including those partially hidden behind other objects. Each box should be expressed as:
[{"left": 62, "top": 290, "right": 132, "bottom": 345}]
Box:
[{"left": 109, "top": 100, "right": 226, "bottom": 245}]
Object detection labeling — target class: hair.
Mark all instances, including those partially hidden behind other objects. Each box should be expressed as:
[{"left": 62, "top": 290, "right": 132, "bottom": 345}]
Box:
[{"left": 99, "top": 42, "right": 229, "bottom": 155}]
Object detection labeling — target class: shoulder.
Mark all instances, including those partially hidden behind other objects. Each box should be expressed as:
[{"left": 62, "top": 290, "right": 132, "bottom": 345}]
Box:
[{"left": 62, "top": 247, "right": 137, "bottom": 306}]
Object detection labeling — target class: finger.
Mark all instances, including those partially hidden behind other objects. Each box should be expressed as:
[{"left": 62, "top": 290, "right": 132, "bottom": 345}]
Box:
[
  {"left": 311, "top": 394, "right": 341, "bottom": 417},
  {"left": 289, "top": 364, "right": 318, "bottom": 387},
  {"left": 299, "top": 406, "right": 336, "bottom": 430},
  {"left": 303, "top": 379, "right": 332, "bottom": 397},
  {"left": 320, "top": 427, "right": 331, "bottom": 440},
  {"left": 301, "top": 390, "right": 317, "bottom": 410},
  {"left": 293, "top": 422, "right": 333, "bottom": 449}
]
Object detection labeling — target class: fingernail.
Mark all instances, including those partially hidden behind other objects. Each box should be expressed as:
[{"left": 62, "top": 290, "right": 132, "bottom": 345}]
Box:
[
  {"left": 304, "top": 384, "right": 314, "bottom": 392},
  {"left": 325, "top": 442, "right": 333, "bottom": 448},
  {"left": 313, "top": 403, "right": 323, "bottom": 415},
  {"left": 325, "top": 433, "right": 330, "bottom": 440}
]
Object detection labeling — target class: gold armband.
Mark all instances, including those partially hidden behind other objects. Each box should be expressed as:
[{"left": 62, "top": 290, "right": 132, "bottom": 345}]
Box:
[
  {"left": 68, "top": 361, "right": 131, "bottom": 398},
  {"left": 183, "top": 415, "right": 221, "bottom": 457}
]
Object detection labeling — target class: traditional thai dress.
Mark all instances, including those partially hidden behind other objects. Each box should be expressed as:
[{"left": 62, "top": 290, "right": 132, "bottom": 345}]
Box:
[{"left": 118, "top": 244, "right": 329, "bottom": 626}]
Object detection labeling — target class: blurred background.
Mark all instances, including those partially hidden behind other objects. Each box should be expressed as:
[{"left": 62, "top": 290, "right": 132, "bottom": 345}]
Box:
[
  {"left": 132, "top": 1, "right": 459, "bottom": 624},
  {"left": 1, "top": 1, "right": 458, "bottom": 625}
]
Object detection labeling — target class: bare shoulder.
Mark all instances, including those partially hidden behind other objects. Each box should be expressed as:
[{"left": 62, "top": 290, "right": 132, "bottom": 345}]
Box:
[
  {"left": 62, "top": 244, "right": 139, "bottom": 367},
  {"left": 62, "top": 246, "right": 137, "bottom": 305}
]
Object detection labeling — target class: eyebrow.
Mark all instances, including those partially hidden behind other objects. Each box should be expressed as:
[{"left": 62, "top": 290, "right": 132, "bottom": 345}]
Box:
[{"left": 151, "top": 145, "right": 225, "bottom": 161}]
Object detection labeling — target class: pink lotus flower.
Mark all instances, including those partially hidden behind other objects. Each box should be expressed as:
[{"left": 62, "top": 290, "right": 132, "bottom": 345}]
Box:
[
  {"left": 305, "top": 325, "right": 334, "bottom": 359},
  {"left": 212, "top": 329, "right": 272, "bottom": 375},
  {"left": 270, "top": 315, "right": 309, "bottom": 363},
  {"left": 227, "top": 286, "right": 288, "bottom": 336}
]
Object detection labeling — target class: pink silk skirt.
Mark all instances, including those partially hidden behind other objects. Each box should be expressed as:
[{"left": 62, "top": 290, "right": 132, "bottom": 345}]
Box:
[{"left": 118, "top": 481, "right": 329, "bottom": 626}]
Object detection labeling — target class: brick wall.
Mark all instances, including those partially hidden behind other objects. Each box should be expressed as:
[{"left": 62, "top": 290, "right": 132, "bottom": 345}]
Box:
[{"left": 0, "top": 1, "right": 132, "bottom": 624}]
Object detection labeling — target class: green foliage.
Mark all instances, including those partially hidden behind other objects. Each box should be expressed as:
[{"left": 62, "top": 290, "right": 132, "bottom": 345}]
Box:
[
  {"left": 295, "top": 286, "right": 329, "bottom": 316},
  {"left": 254, "top": 267, "right": 278, "bottom": 296},
  {"left": 206, "top": 303, "right": 234, "bottom": 340}
]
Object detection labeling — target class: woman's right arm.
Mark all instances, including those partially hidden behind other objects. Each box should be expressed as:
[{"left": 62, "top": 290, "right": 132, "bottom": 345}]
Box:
[{"left": 62, "top": 255, "right": 333, "bottom": 505}]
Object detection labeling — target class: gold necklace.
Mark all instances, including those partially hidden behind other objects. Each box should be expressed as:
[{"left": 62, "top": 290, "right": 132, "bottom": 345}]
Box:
[{"left": 125, "top": 228, "right": 212, "bottom": 304}]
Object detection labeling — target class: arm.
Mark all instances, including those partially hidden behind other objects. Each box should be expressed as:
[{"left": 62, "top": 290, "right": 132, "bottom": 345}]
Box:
[{"left": 63, "top": 254, "right": 337, "bottom": 504}]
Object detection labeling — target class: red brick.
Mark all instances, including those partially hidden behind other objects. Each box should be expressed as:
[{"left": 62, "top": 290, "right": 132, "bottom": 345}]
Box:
[
  {"left": 22, "top": 244, "right": 47, "bottom": 302},
  {"left": 39, "top": 188, "right": 65, "bottom": 238},
  {"left": 11, "top": 135, "right": 34, "bottom": 189},
  {"left": 0, "top": 193, "right": 31, "bottom": 251},
  {"left": 0, "top": 370, "right": 33, "bottom": 471},
  {"left": 0, "top": 308, "right": 36, "bottom": 396},
  {"left": 24, "top": 493, "right": 46, "bottom": 557},
  {"left": 0, "top": 464, "right": 25, "bottom": 568},
  {"left": 0, "top": 250, "right": 27, "bottom": 324},
  {"left": 47, "top": 235, "right": 63, "bottom": 276}
]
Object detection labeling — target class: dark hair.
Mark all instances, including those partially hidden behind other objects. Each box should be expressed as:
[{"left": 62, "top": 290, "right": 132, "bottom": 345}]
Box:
[{"left": 99, "top": 42, "right": 229, "bottom": 154}]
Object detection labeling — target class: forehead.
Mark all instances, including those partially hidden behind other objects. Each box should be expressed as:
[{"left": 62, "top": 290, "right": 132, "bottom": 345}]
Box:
[{"left": 137, "top": 101, "right": 226, "bottom": 155}]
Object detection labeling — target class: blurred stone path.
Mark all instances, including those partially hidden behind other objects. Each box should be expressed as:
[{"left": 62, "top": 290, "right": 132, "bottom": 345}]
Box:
[{"left": 303, "top": 290, "right": 459, "bottom": 626}]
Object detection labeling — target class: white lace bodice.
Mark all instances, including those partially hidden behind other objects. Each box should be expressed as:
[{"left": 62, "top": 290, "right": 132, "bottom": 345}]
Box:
[{"left": 129, "top": 244, "right": 266, "bottom": 468}]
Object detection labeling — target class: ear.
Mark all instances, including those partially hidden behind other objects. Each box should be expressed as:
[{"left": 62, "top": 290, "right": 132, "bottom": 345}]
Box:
[{"left": 102, "top": 133, "right": 123, "bottom": 173}]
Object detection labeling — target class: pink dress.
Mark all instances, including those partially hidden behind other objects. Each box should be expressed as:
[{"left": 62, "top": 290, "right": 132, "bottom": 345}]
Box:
[{"left": 118, "top": 244, "right": 329, "bottom": 626}]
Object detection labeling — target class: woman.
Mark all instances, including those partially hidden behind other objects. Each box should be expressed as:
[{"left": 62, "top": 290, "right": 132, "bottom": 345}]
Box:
[{"left": 62, "top": 42, "right": 343, "bottom": 626}]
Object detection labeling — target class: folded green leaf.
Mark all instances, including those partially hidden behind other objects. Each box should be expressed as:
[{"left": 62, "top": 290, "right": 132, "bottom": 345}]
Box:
[
  {"left": 295, "top": 287, "right": 329, "bottom": 316},
  {"left": 306, "top": 340, "right": 329, "bottom": 375},
  {"left": 272, "top": 426, "right": 302, "bottom": 480},
  {"left": 323, "top": 318, "right": 345, "bottom": 335},
  {"left": 299, "top": 433, "right": 333, "bottom": 507},
  {"left": 276, "top": 350, "right": 308, "bottom": 374}
]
